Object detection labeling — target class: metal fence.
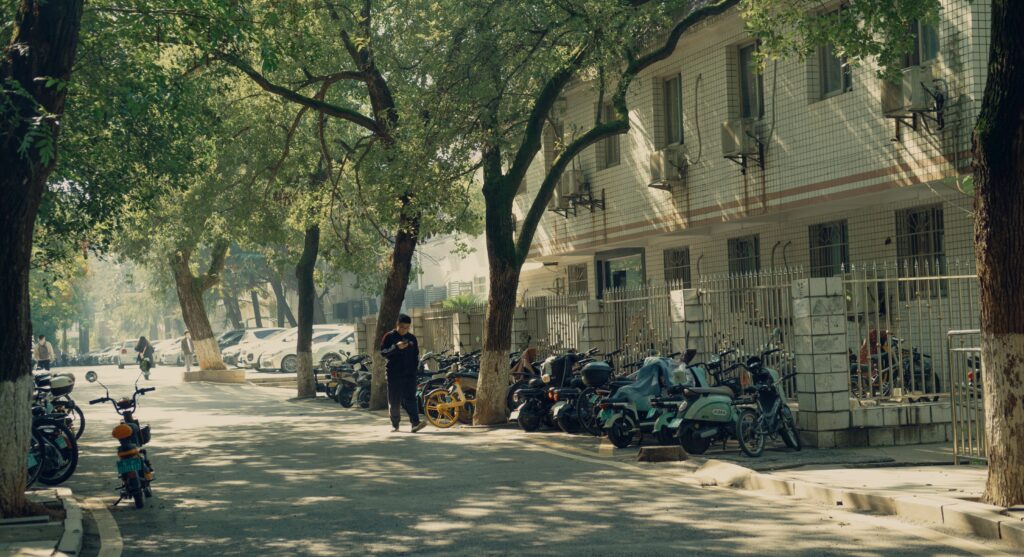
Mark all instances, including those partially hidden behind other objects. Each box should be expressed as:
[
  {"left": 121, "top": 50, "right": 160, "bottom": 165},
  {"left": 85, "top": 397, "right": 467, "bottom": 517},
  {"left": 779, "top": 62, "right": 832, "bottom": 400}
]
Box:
[
  {"left": 947, "top": 329, "right": 986, "bottom": 464},
  {"left": 521, "top": 293, "right": 585, "bottom": 358},
  {"left": 696, "top": 267, "right": 805, "bottom": 397},
  {"left": 844, "top": 259, "right": 979, "bottom": 401},
  {"left": 604, "top": 283, "right": 673, "bottom": 367}
]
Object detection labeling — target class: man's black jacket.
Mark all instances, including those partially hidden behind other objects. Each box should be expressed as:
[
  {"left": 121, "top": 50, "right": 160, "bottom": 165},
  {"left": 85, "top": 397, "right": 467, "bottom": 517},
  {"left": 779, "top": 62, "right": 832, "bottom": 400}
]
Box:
[{"left": 380, "top": 330, "right": 419, "bottom": 383}]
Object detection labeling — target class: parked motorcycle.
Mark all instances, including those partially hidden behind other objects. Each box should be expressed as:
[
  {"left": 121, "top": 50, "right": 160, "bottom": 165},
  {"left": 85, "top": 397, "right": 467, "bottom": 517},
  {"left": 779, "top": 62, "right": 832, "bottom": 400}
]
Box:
[
  {"left": 86, "top": 368, "right": 156, "bottom": 509},
  {"left": 327, "top": 354, "right": 367, "bottom": 407},
  {"left": 666, "top": 351, "right": 748, "bottom": 455},
  {"left": 736, "top": 350, "right": 801, "bottom": 457},
  {"left": 33, "top": 372, "right": 85, "bottom": 440},
  {"left": 27, "top": 409, "right": 79, "bottom": 487},
  {"left": 596, "top": 352, "right": 689, "bottom": 448},
  {"left": 550, "top": 348, "right": 613, "bottom": 433},
  {"left": 509, "top": 350, "right": 587, "bottom": 432}
]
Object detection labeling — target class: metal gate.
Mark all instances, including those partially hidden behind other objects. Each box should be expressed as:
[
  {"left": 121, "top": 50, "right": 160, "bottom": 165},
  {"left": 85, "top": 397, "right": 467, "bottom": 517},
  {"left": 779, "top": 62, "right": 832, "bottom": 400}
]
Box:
[{"left": 947, "top": 329, "right": 986, "bottom": 464}]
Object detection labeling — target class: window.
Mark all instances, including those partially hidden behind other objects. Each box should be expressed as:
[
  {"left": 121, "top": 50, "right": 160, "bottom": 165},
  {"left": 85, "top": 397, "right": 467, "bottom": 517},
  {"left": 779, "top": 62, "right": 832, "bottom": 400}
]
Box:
[
  {"left": 896, "top": 205, "right": 945, "bottom": 273},
  {"left": 596, "top": 248, "right": 646, "bottom": 298},
  {"left": 809, "top": 221, "right": 850, "bottom": 277},
  {"left": 728, "top": 235, "right": 761, "bottom": 275},
  {"left": 663, "top": 75, "right": 683, "bottom": 145},
  {"left": 818, "top": 42, "right": 852, "bottom": 98},
  {"left": 599, "top": 103, "right": 621, "bottom": 169},
  {"left": 738, "top": 44, "right": 764, "bottom": 119},
  {"left": 567, "top": 264, "right": 588, "bottom": 296},
  {"left": 663, "top": 247, "right": 692, "bottom": 288},
  {"left": 904, "top": 20, "right": 940, "bottom": 67}
]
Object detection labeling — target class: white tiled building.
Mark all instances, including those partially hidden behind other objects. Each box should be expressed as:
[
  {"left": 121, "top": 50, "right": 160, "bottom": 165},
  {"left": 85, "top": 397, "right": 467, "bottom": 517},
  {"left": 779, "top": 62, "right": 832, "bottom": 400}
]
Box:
[{"left": 517, "top": 0, "right": 986, "bottom": 299}]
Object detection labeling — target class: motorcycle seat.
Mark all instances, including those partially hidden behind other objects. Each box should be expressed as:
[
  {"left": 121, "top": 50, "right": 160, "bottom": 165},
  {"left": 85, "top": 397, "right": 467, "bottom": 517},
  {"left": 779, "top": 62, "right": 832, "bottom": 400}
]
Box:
[{"left": 685, "top": 386, "right": 735, "bottom": 398}]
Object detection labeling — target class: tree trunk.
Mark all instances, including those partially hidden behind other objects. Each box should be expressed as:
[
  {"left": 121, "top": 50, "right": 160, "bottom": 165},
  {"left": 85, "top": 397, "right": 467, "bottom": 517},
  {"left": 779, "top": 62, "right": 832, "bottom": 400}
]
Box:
[
  {"left": 270, "top": 273, "right": 296, "bottom": 327},
  {"left": 0, "top": 0, "right": 84, "bottom": 518},
  {"left": 975, "top": 0, "right": 1024, "bottom": 508},
  {"left": 222, "top": 288, "right": 244, "bottom": 330},
  {"left": 169, "top": 251, "right": 226, "bottom": 371},
  {"left": 79, "top": 322, "right": 89, "bottom": 354},
  {"left": 251, "top": 290, "right": 263, "bottom": 328},
  {"left": 313, "top": 289, "right": 327, "bottom": 325},
  {"left": 295, "top": 226, "right": 320, "bottom": 398},
  {"left": 369, "top": 215, "right": 419, "bottom": 410},
  {"left": 474, "top": 263, "right": 520, "bottom": 425}
]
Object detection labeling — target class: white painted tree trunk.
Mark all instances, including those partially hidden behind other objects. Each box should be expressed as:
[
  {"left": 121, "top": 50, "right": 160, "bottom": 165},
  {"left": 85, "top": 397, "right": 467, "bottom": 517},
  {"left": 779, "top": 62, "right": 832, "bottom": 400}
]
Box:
[
  {"left": 193, "top": 337, "right": 225, "bottom": 371},
  {"left": 981, "top": 333, "right": 1024, "bottom": 506},
  {"left": 296, "top": 351, "right": 316, "bottom": 398},
  {"left": 0, "top": 375, "right": 32, "bottom": 517}
]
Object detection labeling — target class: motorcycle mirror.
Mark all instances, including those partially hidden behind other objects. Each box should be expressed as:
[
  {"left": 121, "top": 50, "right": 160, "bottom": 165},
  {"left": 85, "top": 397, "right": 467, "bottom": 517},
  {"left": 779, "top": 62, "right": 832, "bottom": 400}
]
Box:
[{"left": 85, "top": 370, "right": 98, "bottom": 383}]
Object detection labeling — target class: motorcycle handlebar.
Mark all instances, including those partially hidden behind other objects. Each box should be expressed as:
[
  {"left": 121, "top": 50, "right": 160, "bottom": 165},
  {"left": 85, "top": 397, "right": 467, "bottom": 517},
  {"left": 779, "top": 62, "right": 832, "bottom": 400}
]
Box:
[
  {"left": 140, "top": 387, "right": 156, "bottom": 394},
  {"left": 605, "top": 349, "right": 623, "bottom": 358},
  {"left": 89, "top": 397, "right": 108, "bottom": 405}
]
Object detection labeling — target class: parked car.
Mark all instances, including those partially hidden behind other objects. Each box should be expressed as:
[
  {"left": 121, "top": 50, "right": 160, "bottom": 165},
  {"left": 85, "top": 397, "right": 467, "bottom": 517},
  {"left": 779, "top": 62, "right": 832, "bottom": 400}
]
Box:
[
  {"left": 225, "top": 328, "right": 285, "bottom": 367},
  {"left": 115, "top": 339, "right": 143, "bottom": 368},
  {"left": 259, "top": 328, "right": 353, "bottom": 373},
  {"left": 153, "top": 338, "right": 183, "bottom": 366},
  {"left": 251, "top": 325, "right": 347, "bottom": 372},
  {"left": 217, "top": 329, "right": 246, "bottom": 349},
  {"left": 313, "top": 331, "right": 357, "bottom": 369}
]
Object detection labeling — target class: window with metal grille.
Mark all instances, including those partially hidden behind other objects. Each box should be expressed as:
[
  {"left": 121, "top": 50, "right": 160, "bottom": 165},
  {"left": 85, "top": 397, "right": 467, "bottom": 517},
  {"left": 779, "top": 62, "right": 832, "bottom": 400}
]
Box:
[
  {"left": 663, "top": 247, "right": 692, "bottom": 288},
  {"left": 728, "top": 235, "right": 760, "bottom": 312},
  {"left": 818, "top": 42, "right": 852, "bottom": 98},
  {"left": 663, "top": 75, "right": 683, "bottom": 146},
  {"left": 567, "top": 264, "right": 588, "bottom": 296},
  {"left": 809, "top": 221, "right": 850, "bottom": 277},
  {"left": 599, "top": 103, "right": 620, "bottom": 169},
  {"left": 739, "top": 44, "right": 764, "bottom": 119},
  {"left": 896, "top": 205, "right": 947, "bottom": 297}
]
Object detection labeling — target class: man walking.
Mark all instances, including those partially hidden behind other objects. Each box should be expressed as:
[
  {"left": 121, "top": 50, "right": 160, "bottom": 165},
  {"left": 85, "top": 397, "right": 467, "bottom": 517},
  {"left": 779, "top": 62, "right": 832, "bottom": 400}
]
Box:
[
  {"left": 380, "top": 314, "right": 425, "bottom": 432},
  {"left": 34, "top": 335, "right": 54, "bottom": 371},
  {"left": 181, "top": 330, "right": 195, "bottom": 372}
]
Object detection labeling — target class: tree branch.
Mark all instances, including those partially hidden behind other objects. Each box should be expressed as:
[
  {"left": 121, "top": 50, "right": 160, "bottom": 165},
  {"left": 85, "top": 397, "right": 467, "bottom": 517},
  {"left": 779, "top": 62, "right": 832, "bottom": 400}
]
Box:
[{"left": 198, "top": 240, "right": 230, "bottom": 291}]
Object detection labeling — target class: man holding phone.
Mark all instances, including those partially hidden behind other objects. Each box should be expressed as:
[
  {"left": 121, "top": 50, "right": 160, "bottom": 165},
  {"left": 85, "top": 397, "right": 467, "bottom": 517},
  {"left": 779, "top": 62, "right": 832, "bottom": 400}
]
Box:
[{"left": 380, "top": 314, "right": 425, "bottom": 432}]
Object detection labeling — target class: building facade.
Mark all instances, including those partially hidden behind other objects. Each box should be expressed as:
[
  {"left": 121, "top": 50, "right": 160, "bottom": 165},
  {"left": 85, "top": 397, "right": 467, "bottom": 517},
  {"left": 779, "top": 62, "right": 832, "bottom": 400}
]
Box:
[{"left": 516, "top": 0, "right": 985, "bottom": 299}]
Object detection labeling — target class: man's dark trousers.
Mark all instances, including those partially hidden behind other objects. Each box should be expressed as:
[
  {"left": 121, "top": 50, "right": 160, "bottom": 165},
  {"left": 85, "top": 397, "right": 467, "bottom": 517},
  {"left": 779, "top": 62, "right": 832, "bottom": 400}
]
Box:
[{"left": 387, "top": 375, "right": 420, "bottom": 428}]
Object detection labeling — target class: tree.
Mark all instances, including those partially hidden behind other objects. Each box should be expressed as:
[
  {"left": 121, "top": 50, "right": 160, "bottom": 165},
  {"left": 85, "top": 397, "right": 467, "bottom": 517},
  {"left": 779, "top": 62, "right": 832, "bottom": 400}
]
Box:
[
  {"left": 739, "top": 0, "right": 1023, "bottom": 509},
  {"left": 0, "top": 0, "right": 85, "bottom": 518},
  {"left": 441, "top": 0, "right": 738, "bottom": 424}
]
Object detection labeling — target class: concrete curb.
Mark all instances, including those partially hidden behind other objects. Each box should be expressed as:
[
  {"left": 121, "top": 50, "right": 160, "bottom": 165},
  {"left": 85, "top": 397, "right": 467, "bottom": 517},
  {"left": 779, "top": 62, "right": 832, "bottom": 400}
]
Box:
[
  {"left": 695, "top": 459, "right": 1024, "bottom": 550},
  {"left": 54, "top": 487, "right": 83, "bottom": 556}
]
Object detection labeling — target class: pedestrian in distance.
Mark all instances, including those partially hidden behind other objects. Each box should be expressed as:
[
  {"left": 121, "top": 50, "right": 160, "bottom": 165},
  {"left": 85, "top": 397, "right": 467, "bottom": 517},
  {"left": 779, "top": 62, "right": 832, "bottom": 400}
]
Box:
[
  {"left": 380, "top": 314, "right": 426, "bottom": 433},
  {"left": 135, "top": 335, "right": 155, "bottom": 372},
  {"left": 34, "top": 335, "right": 54, "bottom": 371},
  {"left": 181, "top": 330, "right": 195, "bottom": 372}
]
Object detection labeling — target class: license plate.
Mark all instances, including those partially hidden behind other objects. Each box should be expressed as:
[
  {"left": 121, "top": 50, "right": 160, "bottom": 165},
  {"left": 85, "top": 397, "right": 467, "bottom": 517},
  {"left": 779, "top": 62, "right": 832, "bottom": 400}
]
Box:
[
  {"left": 27, "top": 452, "right": 38, "bottom": 468},
  {"left": 54, "top": 436, "right": 68, "bottom": 449},
  {"left": 509, "top": 409, "right": 521, "bottom": 421},
  {"left": 117, "top": 458, "right": 144, "bottom": 475}
]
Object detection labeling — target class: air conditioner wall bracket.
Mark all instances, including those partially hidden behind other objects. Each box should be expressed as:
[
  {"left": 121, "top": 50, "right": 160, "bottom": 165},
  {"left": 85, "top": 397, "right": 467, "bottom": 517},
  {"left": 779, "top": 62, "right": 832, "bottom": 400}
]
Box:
[{"left": 724, "top": 139, "right": 765, "bottom": 175}]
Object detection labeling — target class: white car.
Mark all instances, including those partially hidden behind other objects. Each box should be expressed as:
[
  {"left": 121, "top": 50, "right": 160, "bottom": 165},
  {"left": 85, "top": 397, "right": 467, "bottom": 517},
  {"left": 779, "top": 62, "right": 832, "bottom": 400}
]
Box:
[
  {"left": 255, "top": 326, "right": 350, "bottom": 373},
  {"left": 115, "top": 339, "right": 139, "bottom": 368},
  {"left": 97, "top": 345, "right": 120, "bottom": 364},
  {"left": 154, "top": 337, "right": 186, "bottom": 366},
  {"left": 313, "top": 331, "right": 357, "bottom": 369},
  {"left": 227, "top": 328, "right": 285, "bottom": 367}
]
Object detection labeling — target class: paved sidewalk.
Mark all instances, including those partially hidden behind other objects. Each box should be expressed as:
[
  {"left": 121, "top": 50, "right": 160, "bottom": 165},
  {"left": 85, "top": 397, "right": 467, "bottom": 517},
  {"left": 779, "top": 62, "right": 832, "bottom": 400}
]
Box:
[{"left": 0, "top": 488, "right": 83, "bottom": 557}]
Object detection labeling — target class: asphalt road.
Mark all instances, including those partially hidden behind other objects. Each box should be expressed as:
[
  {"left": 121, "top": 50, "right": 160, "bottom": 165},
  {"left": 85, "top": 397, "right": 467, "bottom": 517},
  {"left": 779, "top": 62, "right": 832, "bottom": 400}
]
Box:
[{"left": 51, "top": 365, "right": 999, "bottom": 556}]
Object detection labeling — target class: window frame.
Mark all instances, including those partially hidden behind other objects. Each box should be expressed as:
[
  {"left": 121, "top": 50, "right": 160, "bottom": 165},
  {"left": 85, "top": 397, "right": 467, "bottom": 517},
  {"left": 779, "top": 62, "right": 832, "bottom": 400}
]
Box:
[
  {"left": 808, "top": 220, "right": 850, "bottom": 278},
  {"left": 738, "top": 43, "right": 765, "bottom": 119},
  {"left": 566, "top": 263, "right": 589, "bottom": 297},
  {"left": 895, "top": 204, "right": 947, "bottom": 298},
  {"left": 663, "top": 247, "right": 693, "bottom": 288},
  {"left": 904, "top": 19, "right": 940, "bottom": 67},
  {"left": 599, "top": 103, "right": 621, "bottom": 169},
  {"left": 662, "top": 74, "right": 684, "bottom": 146},
  {"left": 817, "top": 42, "right": 852, "bottom": 99},
  {"left": 727, "top": 235, "right": 761, "bottom": 276}
]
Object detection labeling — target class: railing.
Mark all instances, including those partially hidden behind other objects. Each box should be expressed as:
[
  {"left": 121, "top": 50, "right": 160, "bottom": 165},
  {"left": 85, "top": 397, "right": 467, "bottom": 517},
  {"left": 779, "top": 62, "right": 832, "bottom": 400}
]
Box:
[
  {"left": 420, "top": 307, "right": 456, "bottom": 355},
  {"left": 521, "top": 293, "right": 585, "bottom": 358},
  {"left": 844, "top": 259, "right": 978, "bottom": 401},
  {"left": 604, "top": 283, "right": 673, "bottom": 368},
  {"left": 696, "top": 267, "right": 805, "bottom": 397},
  {"left": 947, "top": 329, "right": 986, "bottom": 464}
]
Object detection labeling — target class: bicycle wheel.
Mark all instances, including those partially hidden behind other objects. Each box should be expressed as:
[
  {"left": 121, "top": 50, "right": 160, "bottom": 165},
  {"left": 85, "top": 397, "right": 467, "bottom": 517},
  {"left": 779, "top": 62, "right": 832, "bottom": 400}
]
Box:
[
  {"left": 779, "top": 406, "right": 802, "bottom": 451},
  {"left": 26, "top": 437, "right": 43, "bottom": 488},
  {"left": 457, "top": 388, "right": 476, "bottom": 425},
  {"left": 53, "top": 397, "right": 85, "bottom": 440},
  {"left": 424, "top": 389, "right": 460, "bottom": 428},
  {"left": 37, "top": 421, "right": 79, "bottom": 485},
  {"left": 737, "top": 408, "right": 765, "bottom": 458}
]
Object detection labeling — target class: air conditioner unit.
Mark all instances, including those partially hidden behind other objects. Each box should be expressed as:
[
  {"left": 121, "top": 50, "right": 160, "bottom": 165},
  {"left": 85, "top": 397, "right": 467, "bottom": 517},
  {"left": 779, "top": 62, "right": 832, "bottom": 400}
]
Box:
[
  {"left": 649, "top": 143, "right": 688, "bottom": 189},
  {"left": 561, "top": 168, "right": 584, "bottom": 197},
  {"left": 721, "top": 119, "right": 759, "bottom": 158},
  {"left": 881, "top": 65, "right": 936, "bottom": 116}
]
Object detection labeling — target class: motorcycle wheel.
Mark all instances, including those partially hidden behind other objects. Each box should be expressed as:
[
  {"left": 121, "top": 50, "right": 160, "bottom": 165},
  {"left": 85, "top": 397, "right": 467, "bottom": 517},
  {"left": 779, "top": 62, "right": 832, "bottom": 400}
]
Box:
[
  {"left": 518, "top": 402, "right": 543, "bottom": 432},
  {"left": 506, "top": 381, "right": 527, "bottom": 413},
  {"left": 26, "top": 437, "right": 43, "bottom": 488},
  {"left": 458, "top": 388, "right": 476, "bottom": 425},
  {"left": 53, "top": 398, "right": 85, "bottom": 441},
  {"left": 738, "top": 409, "right": 766, "bottom": 458},
  {"left": 424, "top": 389, "right": 460, "bottom": 428},
  {"left": 357, "top": 388, "right": 371, "bottom": 409},
  {"left": 607, "top": 415, "right": 637, "bottom": 448},
  {"left": 678, "top": 424, "right": 711, "bottom": 455},
  {"left": 37, "top": 422, "right": 78, "bottom": 486},
  {"left": 779, "top": 406, "right": 802, "bottom": 451},
  {"left": 576, "top": 389, "right": 601, "bottom": 436},
  {"left": 337, "top": 388, "right": 354, "bottom": 408},
  {"left": 128, "top": 478, "right": 145, "bottom": 509},
  {"left": 555, "top": 409, "right": 580, "bottom": 434}
]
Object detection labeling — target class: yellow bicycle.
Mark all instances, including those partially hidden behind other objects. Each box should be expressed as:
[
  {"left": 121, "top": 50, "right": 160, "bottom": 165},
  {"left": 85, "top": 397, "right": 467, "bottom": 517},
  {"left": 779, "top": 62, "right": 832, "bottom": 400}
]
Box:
[{"left": 423, "top": 371, "right": 477, "bottom": 428}]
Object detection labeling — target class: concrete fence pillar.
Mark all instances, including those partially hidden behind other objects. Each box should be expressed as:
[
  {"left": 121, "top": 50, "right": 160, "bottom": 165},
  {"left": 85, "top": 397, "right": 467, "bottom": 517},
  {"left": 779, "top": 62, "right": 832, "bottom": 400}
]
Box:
[
  {"left": 791, "top": 277, "right": 851, "bottom": 448},
  {"left": 452, "top": 312, "right": 477, "bottom": 352},
  {"left": 577, "top": 300, "right": 606, "bottom": 353},
  {"left": 669, "top": 288, "right": 706, "bottom": 358}
]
